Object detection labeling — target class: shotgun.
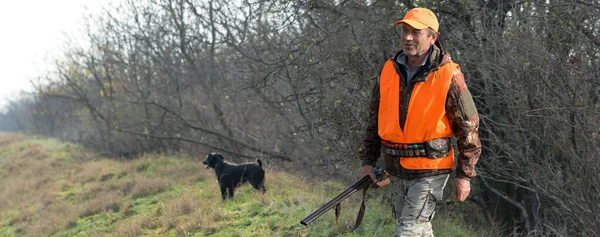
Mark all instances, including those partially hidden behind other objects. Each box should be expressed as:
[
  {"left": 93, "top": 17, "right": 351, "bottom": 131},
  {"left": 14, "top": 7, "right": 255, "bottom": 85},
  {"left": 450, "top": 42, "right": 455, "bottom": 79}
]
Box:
[{"left": 300, "top": 168, "right": 389, "bottom": 230}]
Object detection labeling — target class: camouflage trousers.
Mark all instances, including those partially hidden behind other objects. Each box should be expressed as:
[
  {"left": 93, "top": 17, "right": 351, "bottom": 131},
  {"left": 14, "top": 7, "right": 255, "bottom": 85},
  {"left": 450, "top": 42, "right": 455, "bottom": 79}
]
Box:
[{"left": 390, "top": 174, "right": 449, "bottom": 237}]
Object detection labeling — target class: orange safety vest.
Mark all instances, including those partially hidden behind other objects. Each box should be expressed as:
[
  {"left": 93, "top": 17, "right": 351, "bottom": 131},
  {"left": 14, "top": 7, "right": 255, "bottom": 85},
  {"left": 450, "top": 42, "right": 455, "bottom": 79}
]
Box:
[{"left": 378, "top": 60, "right": 458, "bottom": 170}]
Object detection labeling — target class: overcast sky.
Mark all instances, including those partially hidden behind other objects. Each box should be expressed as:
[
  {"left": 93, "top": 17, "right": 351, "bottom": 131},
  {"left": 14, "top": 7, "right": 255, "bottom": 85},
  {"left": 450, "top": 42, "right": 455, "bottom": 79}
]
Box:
[{"left": 0, "top": 0, "right": 109, "bottom": 109}]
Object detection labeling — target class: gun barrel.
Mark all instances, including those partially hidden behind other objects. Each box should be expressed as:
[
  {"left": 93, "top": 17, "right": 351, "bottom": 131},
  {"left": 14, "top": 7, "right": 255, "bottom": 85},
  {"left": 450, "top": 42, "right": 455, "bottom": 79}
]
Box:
[{"left": 300, "top": 176, "right": 372, "bottom": 226}]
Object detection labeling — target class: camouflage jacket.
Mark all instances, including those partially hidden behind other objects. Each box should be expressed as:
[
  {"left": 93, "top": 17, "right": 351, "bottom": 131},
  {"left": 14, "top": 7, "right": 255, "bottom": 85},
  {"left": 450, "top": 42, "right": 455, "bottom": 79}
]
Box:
[{"left": 360, "top": 42, "right": 481, "bottom": 180}]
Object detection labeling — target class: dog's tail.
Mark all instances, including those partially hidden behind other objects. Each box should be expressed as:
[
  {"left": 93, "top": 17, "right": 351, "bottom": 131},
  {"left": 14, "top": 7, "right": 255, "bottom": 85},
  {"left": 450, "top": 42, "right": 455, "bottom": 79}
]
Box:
[{"left": 254, "top": 159, "right": 263, "bottom": 170}]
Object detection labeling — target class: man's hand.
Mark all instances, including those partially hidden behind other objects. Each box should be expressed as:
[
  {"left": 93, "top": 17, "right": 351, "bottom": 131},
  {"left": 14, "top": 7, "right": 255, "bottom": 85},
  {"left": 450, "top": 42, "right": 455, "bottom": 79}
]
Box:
[
  {"left": 360, "top": 165, "right": 377, "bottom": 183},
  {"left": 453, "top": 177, "right": 471, "bottom": 202}
]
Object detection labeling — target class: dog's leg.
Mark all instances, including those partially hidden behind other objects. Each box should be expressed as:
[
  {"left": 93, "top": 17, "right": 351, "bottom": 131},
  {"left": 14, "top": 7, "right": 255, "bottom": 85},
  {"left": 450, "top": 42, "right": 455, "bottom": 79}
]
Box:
[
  {"left": 251, "top": 182, "right": 261, "bottom": 191},
  {"left": 220, "top": 186, "right": 227, "bottom": 200},
  {"left": 227, "top": 186, "right": 235, "bottom": 199}
]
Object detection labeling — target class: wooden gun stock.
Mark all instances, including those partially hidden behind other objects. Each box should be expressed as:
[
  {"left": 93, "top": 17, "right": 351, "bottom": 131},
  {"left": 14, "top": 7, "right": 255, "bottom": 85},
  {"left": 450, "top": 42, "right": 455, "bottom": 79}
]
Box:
[{"left": 300, "top": 168, "right": 388, "bottom": 228}]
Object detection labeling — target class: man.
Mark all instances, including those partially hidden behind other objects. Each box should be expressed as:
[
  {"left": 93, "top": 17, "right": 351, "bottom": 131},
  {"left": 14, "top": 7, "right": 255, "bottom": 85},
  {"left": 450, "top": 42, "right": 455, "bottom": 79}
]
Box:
[{"left": 359, "top": 8, "right": 481, "bottom": 236}]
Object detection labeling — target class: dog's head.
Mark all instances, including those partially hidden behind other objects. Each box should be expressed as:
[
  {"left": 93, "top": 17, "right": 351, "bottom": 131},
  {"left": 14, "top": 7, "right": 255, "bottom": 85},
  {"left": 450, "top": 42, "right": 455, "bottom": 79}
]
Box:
[{"left": 203, "top": 152, "right": 224, "bottom": 169}]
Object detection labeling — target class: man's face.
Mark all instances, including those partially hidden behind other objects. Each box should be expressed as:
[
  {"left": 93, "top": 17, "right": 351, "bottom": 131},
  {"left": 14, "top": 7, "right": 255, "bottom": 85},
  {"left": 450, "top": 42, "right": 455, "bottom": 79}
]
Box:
[{"left": 400, "top": 24, "right": 437, "bottom": 58}]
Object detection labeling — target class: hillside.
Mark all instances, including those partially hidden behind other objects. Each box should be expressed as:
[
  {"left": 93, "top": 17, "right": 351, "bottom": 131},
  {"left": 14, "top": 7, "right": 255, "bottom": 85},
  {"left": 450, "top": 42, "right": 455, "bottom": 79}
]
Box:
[{"left": 0, "top": 133, "right": 494, "bottom": 236}]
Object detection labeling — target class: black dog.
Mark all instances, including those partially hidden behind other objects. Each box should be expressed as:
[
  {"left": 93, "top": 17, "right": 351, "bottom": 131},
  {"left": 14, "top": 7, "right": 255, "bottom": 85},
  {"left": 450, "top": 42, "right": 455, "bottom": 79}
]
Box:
[{"left": 202, "top": 152, "right": 266, "bottom": 200}]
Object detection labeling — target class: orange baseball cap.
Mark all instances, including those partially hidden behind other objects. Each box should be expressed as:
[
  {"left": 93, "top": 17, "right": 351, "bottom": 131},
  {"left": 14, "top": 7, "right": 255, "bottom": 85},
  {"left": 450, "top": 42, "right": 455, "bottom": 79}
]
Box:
[{"left": 393, "top": 8, "right": 439, "bottom": 33}]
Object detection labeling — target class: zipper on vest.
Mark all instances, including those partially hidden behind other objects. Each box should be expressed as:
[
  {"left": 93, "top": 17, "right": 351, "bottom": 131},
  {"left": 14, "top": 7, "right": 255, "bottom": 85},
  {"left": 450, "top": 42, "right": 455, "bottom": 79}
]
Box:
[
  {"left": 392, "top": 63, "right": 409, "bottom": 133},
  {"left": 399, "top": 69, "right": 431, "bottom": 131},
  {"left": 399, "top": 76, "right": 410, "bottom": 131}
]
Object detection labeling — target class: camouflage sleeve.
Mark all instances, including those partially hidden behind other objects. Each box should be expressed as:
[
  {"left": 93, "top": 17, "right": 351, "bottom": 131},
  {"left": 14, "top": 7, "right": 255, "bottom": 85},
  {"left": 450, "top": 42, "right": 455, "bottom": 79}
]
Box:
[
  {"left": 446, "top": 67, "right": 482, "bottom": 180},
  {"left": 360, "top": 82, "right": 382, "bottom": 166}
]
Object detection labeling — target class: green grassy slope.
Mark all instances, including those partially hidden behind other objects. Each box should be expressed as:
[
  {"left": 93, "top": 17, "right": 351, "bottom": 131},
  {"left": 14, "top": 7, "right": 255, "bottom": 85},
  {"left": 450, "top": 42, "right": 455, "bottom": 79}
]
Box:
[{"left": 0, "top": 133, "right": 495, "bottom": 236}]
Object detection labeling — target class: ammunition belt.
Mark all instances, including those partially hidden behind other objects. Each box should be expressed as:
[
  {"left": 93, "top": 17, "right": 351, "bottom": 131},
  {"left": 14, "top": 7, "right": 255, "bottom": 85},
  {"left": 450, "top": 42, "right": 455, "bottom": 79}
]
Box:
[{"left": 382, "top": 138, "right": 451, "bottom": 159}]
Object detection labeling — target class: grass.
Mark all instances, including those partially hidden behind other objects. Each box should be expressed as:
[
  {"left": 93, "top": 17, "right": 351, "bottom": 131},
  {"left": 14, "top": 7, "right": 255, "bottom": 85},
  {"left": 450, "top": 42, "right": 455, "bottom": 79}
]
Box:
[{"left": 0, "top": 133, "right": 499, "bottom": 236}]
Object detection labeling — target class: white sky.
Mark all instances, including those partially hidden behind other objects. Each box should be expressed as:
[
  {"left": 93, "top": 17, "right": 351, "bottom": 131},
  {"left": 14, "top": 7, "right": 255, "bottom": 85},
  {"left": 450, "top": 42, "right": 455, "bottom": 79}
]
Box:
[{"left": 0, "top": 0, "right": 109, "bottom": 109}]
